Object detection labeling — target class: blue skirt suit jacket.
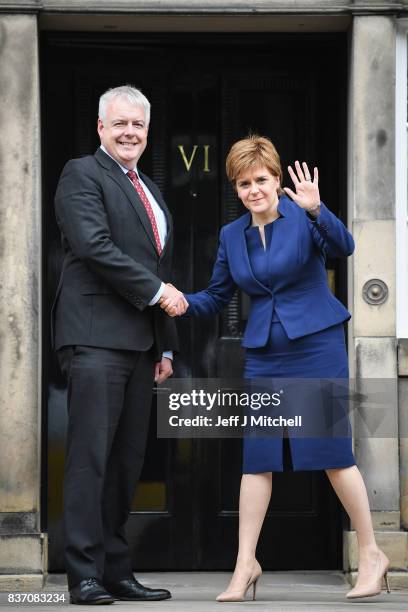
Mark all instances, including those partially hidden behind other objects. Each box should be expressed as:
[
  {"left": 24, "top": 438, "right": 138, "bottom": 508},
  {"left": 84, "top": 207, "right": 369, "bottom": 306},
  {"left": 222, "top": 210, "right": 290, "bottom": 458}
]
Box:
[
  {"left": 185, "top": 195, "right": 355, "bottom": 471},
  {"left": 186, "top": 195, "right": 354, "bottom": 346}
]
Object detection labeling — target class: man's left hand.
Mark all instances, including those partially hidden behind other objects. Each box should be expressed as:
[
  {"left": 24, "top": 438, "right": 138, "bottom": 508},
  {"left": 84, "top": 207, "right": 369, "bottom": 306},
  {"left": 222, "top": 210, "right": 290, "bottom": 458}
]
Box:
[{"left": 155, "top": 357, "right": 173, "bottom": 384}]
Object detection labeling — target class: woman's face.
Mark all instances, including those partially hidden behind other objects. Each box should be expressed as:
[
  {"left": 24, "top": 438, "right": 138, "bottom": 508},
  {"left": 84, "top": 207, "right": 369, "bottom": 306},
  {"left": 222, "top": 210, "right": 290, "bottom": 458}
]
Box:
[{"left": 235, "top": 166, "right": 280, "bottom": 217}]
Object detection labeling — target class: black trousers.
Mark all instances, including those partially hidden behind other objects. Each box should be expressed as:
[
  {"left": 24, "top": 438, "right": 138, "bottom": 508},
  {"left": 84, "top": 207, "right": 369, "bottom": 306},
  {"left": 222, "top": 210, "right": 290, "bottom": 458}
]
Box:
[{"left": 57, "top": 345, "right": 155, "bottom": 589}]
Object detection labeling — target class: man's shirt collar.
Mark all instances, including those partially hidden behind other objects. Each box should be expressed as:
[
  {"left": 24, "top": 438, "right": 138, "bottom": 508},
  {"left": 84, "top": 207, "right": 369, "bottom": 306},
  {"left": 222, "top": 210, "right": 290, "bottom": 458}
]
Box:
[{"left": 100, "top": 145, "right": 139, "bottom": 177}]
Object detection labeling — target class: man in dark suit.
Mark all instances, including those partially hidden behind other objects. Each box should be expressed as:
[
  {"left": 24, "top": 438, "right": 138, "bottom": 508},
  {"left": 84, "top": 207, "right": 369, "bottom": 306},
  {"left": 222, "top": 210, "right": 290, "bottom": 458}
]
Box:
[{"left": 52, "top": 85, "right": 187, "bottom": 605}]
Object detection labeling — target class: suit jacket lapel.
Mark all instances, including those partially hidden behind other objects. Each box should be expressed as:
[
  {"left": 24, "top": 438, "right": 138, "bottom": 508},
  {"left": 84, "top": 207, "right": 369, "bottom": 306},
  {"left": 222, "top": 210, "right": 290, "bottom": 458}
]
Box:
[
  {"left": 234, "top": 213, "right": 272, "bottom": 295},
  {"left": 267, "top": 196, "right": 290, "bottom": 277},
  {"left": 95, "top": 148, "right": 158, "bottom": 252}
]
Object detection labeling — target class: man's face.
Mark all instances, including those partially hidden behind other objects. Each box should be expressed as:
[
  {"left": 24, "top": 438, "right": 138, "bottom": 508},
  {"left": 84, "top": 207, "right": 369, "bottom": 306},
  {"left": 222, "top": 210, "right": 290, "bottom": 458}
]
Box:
[{"left": 97, "top": 96, "right": 148, "bottom": 169}]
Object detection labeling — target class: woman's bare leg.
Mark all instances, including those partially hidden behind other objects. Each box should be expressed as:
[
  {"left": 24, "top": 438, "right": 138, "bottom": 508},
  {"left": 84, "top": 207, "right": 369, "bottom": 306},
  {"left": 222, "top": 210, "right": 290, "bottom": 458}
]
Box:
[
  {"left": 218, "top": 472, "right": 272, "bottom": 597},
  {"left": 326, "top": 465, "right": 388, "bottom": 593}
]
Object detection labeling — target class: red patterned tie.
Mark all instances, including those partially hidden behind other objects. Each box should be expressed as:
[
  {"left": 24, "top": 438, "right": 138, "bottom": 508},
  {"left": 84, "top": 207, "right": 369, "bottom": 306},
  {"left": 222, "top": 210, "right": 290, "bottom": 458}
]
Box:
[{"left": 127, "top": 170, "right": 163, "bottom": 255}]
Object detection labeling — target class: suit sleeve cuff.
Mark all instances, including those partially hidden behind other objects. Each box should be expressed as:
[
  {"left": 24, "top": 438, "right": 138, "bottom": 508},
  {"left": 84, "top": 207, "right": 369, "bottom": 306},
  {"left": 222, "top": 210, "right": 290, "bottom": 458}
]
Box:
[
  {"left": 306, "top": 202, "right": 323, "bottom": 222},
  {"left": 149, "top": 282, "right": 165, "bottom": 305}
]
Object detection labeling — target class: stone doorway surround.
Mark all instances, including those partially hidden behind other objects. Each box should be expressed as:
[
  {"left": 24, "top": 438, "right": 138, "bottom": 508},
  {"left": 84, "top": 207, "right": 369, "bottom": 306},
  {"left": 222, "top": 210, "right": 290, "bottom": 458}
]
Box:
[{"left": 0, "top": 0, "right": 407, "bottom": 590}]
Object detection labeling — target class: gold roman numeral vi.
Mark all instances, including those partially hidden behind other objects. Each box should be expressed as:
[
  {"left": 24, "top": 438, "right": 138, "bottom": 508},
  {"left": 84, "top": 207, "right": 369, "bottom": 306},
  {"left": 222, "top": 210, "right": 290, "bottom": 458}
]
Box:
[{"left": 178, "top": 145, "right": 211, "bottom": 172}]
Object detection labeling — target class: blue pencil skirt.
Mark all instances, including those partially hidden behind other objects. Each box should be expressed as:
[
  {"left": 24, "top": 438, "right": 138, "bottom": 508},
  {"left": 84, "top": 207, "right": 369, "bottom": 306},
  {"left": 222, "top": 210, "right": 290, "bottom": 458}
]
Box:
[{"left": 243, "top": 322, "right": 356, "bottom": 472}]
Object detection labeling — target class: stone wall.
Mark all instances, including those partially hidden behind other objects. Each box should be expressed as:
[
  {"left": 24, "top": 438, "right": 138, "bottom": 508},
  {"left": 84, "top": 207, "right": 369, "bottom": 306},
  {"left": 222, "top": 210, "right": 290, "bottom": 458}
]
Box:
[{"left": 0, "top": 14, "right": 45, "bottom": 584}]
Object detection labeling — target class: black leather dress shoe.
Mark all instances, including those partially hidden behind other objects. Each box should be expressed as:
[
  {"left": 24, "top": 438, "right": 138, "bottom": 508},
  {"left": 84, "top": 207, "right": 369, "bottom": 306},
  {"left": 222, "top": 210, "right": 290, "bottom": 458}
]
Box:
[
  {"left": 104, "top": 578, "right": 171, "bottom": 601},
  {"left": 70, "top": 578, "right": 115, "bottom": 605}
]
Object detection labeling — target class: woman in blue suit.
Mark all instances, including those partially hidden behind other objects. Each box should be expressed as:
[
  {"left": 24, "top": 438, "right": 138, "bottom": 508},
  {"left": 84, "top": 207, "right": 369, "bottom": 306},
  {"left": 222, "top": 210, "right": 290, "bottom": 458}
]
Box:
[{"left": 161, "top": 135, "right": 389, "bottom": 602}]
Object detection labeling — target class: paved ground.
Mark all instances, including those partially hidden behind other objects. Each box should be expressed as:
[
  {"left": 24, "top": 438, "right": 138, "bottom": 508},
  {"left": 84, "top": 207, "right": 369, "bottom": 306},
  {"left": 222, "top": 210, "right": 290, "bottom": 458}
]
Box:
[{"left": 0, "top": 572, "right": 407, "bottom": 611}]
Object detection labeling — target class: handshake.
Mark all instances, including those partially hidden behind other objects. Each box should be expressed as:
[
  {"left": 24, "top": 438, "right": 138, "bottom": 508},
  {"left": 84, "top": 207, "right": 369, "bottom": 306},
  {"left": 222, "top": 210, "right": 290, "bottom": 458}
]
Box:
[{"left": 158, "top": 283, "right": 189, "bottom": 317}]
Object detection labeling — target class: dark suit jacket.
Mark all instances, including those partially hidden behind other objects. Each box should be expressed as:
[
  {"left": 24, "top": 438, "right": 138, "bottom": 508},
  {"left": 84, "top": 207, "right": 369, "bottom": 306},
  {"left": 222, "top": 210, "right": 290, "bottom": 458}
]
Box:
[
  {"left": 52, "top": 147, "right": 178, "bottom": 358},
  {"left": 186, "top": 196, "right": 354, "bottom": 347}
]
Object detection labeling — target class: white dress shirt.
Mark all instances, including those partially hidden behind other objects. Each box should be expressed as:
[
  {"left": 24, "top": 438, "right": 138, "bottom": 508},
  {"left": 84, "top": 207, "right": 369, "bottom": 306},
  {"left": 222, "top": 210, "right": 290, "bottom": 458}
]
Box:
[{"left": 100, "top": 146, "right": 172, "bottom": 361}]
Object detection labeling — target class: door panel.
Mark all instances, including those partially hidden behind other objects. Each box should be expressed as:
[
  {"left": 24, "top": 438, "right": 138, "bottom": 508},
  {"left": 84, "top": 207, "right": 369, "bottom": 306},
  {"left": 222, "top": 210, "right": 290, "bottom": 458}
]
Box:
[{"left": 42, "top": 32, "right": 347, "bottom": 571}]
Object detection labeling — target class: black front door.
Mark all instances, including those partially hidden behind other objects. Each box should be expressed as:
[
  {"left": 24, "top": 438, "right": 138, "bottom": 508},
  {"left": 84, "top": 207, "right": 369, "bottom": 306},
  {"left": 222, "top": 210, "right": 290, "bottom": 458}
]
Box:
[{"left": 42, "top": 31, "right": 347, "bottom": 572}]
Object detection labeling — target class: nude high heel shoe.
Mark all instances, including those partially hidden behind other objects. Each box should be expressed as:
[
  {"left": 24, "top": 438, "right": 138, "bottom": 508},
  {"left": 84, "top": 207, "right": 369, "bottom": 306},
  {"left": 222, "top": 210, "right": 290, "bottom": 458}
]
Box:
[
  {"left": 216, "top": 560, "right": 262, "bottom": 602},
  {"left": 346, "top": 549, "right": 391, "bottom": 599}
]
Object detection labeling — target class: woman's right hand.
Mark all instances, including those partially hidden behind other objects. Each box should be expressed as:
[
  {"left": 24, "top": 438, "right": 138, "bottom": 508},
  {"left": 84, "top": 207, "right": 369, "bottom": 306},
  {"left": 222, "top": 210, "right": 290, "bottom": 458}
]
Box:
[{"left": 284, "top": 161, "right": 320, "bottom": 212}]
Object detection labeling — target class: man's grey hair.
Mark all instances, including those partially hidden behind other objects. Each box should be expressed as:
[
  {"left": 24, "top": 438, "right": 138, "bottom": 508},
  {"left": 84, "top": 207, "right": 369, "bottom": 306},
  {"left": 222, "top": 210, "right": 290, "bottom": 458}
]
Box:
[{"left": 98, "top": 85, "right": 151, "bottom": 125}]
